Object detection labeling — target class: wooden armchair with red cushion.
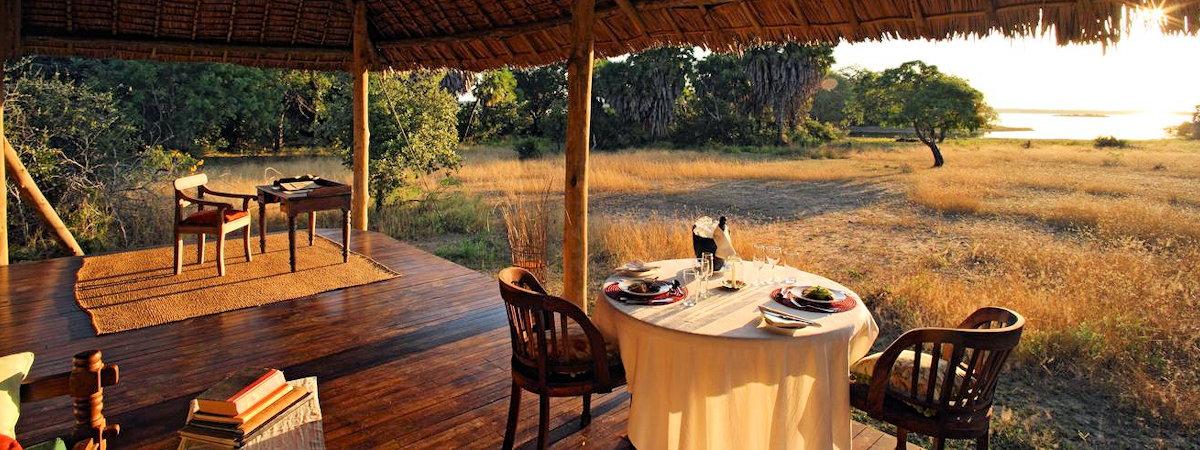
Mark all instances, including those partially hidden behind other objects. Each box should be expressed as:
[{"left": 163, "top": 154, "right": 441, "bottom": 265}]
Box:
[{"left": 173, "top": 174, "right": 255, "bottom": 276}]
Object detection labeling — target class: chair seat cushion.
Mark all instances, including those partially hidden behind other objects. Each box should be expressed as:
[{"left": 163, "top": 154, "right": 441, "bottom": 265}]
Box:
[
  {"left": 851, "top": 350, "right": 968, "bottom": 404},
  {"left": 514, "top": 322, "right": 619, "bottom": 367},
  {"left": 23, "top": 438, "right": 66, "bottom": 450},
  {"left": 563, "top": 333, "right": 619, "bottom": 365},
  {"left": 183, "top": 208, "right": 248, "bottom": 226},
  {"left": 1, "top": 352, "right": 35, "bottom": 438}
]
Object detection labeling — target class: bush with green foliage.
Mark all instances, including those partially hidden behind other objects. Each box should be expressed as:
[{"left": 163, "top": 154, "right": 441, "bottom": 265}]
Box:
[
  {"left": 339, "top": 70, "right": 462, "bottom": 210},
  {"left": 459, "top": 69, "right": 529, "bottom": 143},
  {"left": 514, "top": 138, "right": 554, "bottom": 160},
  {"left": 3, "top": 64, "right": 196, "bottom": 260},
  {"left": 1169, "top": 105, "right": 1200, "bottom": 140},
  {"left": 1093, "top": 136, "right": 1129, "bottom": 148}
]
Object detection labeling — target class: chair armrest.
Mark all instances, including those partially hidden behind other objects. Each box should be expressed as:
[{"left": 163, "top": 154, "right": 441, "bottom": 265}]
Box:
[
  {"left": 542, "top": 298, "right": 617, "bottom": 390},
  {"left": 864, "top": 328, "right": 951, "bottom": 413},
  {"left": 177, "top": 192, "right": 232, "bottom": 210},
  {"left": 19, "top": 372, "right": 72, "bottom": 403},
  {"left": 200, "top": 186, "right": 257, "bottom": 201}
]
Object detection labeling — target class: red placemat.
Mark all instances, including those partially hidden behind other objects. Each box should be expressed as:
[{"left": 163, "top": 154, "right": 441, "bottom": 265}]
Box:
[
  {"left": 770, "top": 287, "right": 857, "bottom": 313},
  {"left": 605, "top": 282, "right": 687, "bottom": 305}
]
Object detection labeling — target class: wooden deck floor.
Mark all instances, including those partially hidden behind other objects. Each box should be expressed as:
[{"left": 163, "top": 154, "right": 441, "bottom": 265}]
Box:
[{"left": 1, "top": 230, "right": 911, "bottom": 449}]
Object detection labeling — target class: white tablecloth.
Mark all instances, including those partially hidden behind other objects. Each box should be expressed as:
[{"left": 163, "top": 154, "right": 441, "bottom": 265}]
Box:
[{"left": 594, "top": 259, "right": 878, "bottom": 450}]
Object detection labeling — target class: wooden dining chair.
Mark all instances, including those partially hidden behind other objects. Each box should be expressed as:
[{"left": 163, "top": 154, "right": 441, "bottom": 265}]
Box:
[
  {"left": 173, "top": 173, "right": 255, "bottom": 276},
  {"left": 497, "top": 267, "right": 626, "bottom": 450},
  {"left": 849, "top": 306, "right": 1024, "bottom": 450}
]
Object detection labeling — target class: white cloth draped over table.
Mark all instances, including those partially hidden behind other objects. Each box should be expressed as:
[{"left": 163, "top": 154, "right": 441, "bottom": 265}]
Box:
[{"left": 594, "top": 259, "right": 879, "bottom": 450}]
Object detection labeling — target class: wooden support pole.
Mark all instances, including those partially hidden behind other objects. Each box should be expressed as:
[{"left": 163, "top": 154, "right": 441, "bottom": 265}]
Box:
[
  {"left": 1, "top": 71, "right": 8, "bottom": 265},
  {"left": 350, "top": 0, "right": 370, "bottom": 230},
  {"left": 614, "top": 0, "right": 650, "bottom": 39},
  {"left": 563, "top": 0, "right": 595, "bottom": 311},
  {"left": 3, "top": 136, "right": 84, "bottom": 256}
]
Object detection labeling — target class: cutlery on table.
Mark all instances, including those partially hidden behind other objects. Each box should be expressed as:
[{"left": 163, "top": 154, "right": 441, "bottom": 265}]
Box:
[
  {"left": 788, "top": 298, "right": 837, "bottom": 313},
  {"left": 758, "top": 306, "right": 821, "bottom": 327}
]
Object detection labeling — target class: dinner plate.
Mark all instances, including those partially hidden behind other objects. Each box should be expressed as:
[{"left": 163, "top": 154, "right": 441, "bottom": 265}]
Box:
[
  {"left": 785, "top": 285, "right": 847, "bottom": 304},
  {"left": 617, "top": 279, "right": 673, "bottom": 297}
]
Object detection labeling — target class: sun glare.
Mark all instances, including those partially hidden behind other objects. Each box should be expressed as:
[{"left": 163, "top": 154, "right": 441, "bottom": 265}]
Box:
[{"left": 835, "top": 5, "right": 1200, "bottom": 114}]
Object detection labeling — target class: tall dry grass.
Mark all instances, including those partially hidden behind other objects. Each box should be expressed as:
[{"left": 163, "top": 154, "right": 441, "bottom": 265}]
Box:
[
  {"left": 499, "top": 180, "right": 559, "bottom": 281},
  {"left": 455, "top": 147, "right": 885, "bottom": 195}
]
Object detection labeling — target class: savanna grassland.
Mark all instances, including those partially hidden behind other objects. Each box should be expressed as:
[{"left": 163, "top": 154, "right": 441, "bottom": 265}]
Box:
[{"left": 192, "top": 138, "right": 1199, "bottom": 448}]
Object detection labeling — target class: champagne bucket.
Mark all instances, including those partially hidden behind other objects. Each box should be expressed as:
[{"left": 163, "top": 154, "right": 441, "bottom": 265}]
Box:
[{"left": 691, "top": 225, "right": 725, "bottom": 271}]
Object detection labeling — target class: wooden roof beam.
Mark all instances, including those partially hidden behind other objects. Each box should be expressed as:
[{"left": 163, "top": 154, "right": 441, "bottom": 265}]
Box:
[
  {"left": 376, "top": 0, "right": 719, "bottom": 49},
  {"left": 615, "top": 0, "right": 652, "bottom": 39},
  {"left": 344, "top": 0, "right": 384, "bottom": 68},
  {"left": 20, "top": 35, "right": 351, "bottom": 59}
]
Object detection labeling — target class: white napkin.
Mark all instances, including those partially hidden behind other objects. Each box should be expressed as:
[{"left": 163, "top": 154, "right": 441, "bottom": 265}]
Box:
[{"left": 714, "top": 224, "right": 737, "bottom": 260}]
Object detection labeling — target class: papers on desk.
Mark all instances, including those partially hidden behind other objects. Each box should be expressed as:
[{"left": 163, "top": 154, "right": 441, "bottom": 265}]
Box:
[{"left": 279, "top": 181, "right": 319, "bottom": 191}]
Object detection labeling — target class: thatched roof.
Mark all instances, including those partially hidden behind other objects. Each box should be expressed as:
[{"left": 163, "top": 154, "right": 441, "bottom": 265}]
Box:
[{"left": 5, "top": 0, "right": 1198, "bottom": 71}]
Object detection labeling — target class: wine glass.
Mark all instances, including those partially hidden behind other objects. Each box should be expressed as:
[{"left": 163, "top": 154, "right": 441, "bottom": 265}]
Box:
[
  {"left": 699, "top": 252, "right": 715, "bottom": 301},
  {"left": 681, "top": 268, "right": 699, "bottom": 307}
]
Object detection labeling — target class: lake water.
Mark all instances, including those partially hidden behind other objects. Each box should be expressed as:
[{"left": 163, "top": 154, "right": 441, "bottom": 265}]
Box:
[{"left": 985, "top": 111, "right": 1192, "bottom": 140}]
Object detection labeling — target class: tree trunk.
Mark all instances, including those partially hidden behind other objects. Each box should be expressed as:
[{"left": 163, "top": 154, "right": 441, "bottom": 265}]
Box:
[
  {"left": 914, "top": 124, "right": 945, "bottom": 168},
  {"left": 929, "top": 141, "right": 945, "bottom": 167},
  {"left": 274, "top": 109, "right": 285, "bottom": 153}
]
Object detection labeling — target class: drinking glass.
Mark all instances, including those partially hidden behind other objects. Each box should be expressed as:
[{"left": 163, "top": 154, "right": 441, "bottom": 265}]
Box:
[
  {"left": 752, "top": 244, "right": 768, "bottom": 286},
  {"left": 726, "top": 256, "right": 742, "bottom": 286},
  {"left": 681, "top": 268, "right": 699, "bottom": 307},
  {"left": 765, "top": 246, "right": 781, "bottom": 285},
  {"left": 782, "top": 248, "right": 799, "bottom": 284},
  {"left": 699, "top": 252, "right": 715, "bottom": 301}
]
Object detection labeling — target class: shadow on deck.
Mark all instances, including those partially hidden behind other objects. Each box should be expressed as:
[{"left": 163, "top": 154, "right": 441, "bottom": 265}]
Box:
[{"left": 0, "top": 229, "right": 910, "bottom": 449}]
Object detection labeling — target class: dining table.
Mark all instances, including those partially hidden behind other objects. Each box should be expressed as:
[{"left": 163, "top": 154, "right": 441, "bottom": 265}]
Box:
[{"left": 593, "top": 258, "right": 879, "bottom": 450}]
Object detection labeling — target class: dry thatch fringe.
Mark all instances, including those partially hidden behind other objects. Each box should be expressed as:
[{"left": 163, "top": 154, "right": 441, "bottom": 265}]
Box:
[
  {"left": 15, "top": 0, "right": 1200, "bottom": 72},
  {"left": 500, "top": 178, "right": 559, "bottom": 282}
]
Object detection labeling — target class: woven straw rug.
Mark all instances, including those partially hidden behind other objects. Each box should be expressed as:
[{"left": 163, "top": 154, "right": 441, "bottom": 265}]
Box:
[{"left": 74, "top": 233, "right": 398, "bottom": 334}]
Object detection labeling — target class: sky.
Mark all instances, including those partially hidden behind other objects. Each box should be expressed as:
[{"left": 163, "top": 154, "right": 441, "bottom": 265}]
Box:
[{"left": 832, "top": 9, "right": 1200, "bottom": 113}]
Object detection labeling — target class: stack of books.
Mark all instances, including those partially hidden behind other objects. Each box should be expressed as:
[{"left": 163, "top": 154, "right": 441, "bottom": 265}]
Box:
[{"left": 179, "top": 368, "right": 312, "bottom": 448}]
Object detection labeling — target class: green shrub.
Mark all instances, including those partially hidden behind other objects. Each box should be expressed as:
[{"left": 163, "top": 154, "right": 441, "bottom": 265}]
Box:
[
  {"left": 514, "top": 138, "right": 547, "bottom": 160},
  {"left": 435, "top": 235, "right": 505, "bottom": 269},
  {"left": 1093, "top": 136, "right": 1128, "bottom": 148},
  {"left": 373, "top": 191, "right": 493, "bottom": 239}
]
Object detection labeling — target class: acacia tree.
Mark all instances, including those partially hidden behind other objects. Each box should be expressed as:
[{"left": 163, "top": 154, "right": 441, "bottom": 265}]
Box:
[{"left": 856, "top": 61, "right": 994, "bottom": 167}]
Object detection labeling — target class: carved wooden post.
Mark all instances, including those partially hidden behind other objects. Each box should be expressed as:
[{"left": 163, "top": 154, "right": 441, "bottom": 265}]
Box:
[
  {"left": 562, "top": 0, "right": 596, "bottom": 311},
  {"left": 70, "top": 350, "right": 120, "bottom": 449},
  {"left": 350, "top": 0, "right": 370, "bottom": 231},
  {"left": 1, "top": 70, "right": 9, "bottom": 265},
  {"left": 3, "top": 136, "right": 84, "bottom": 255}
]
